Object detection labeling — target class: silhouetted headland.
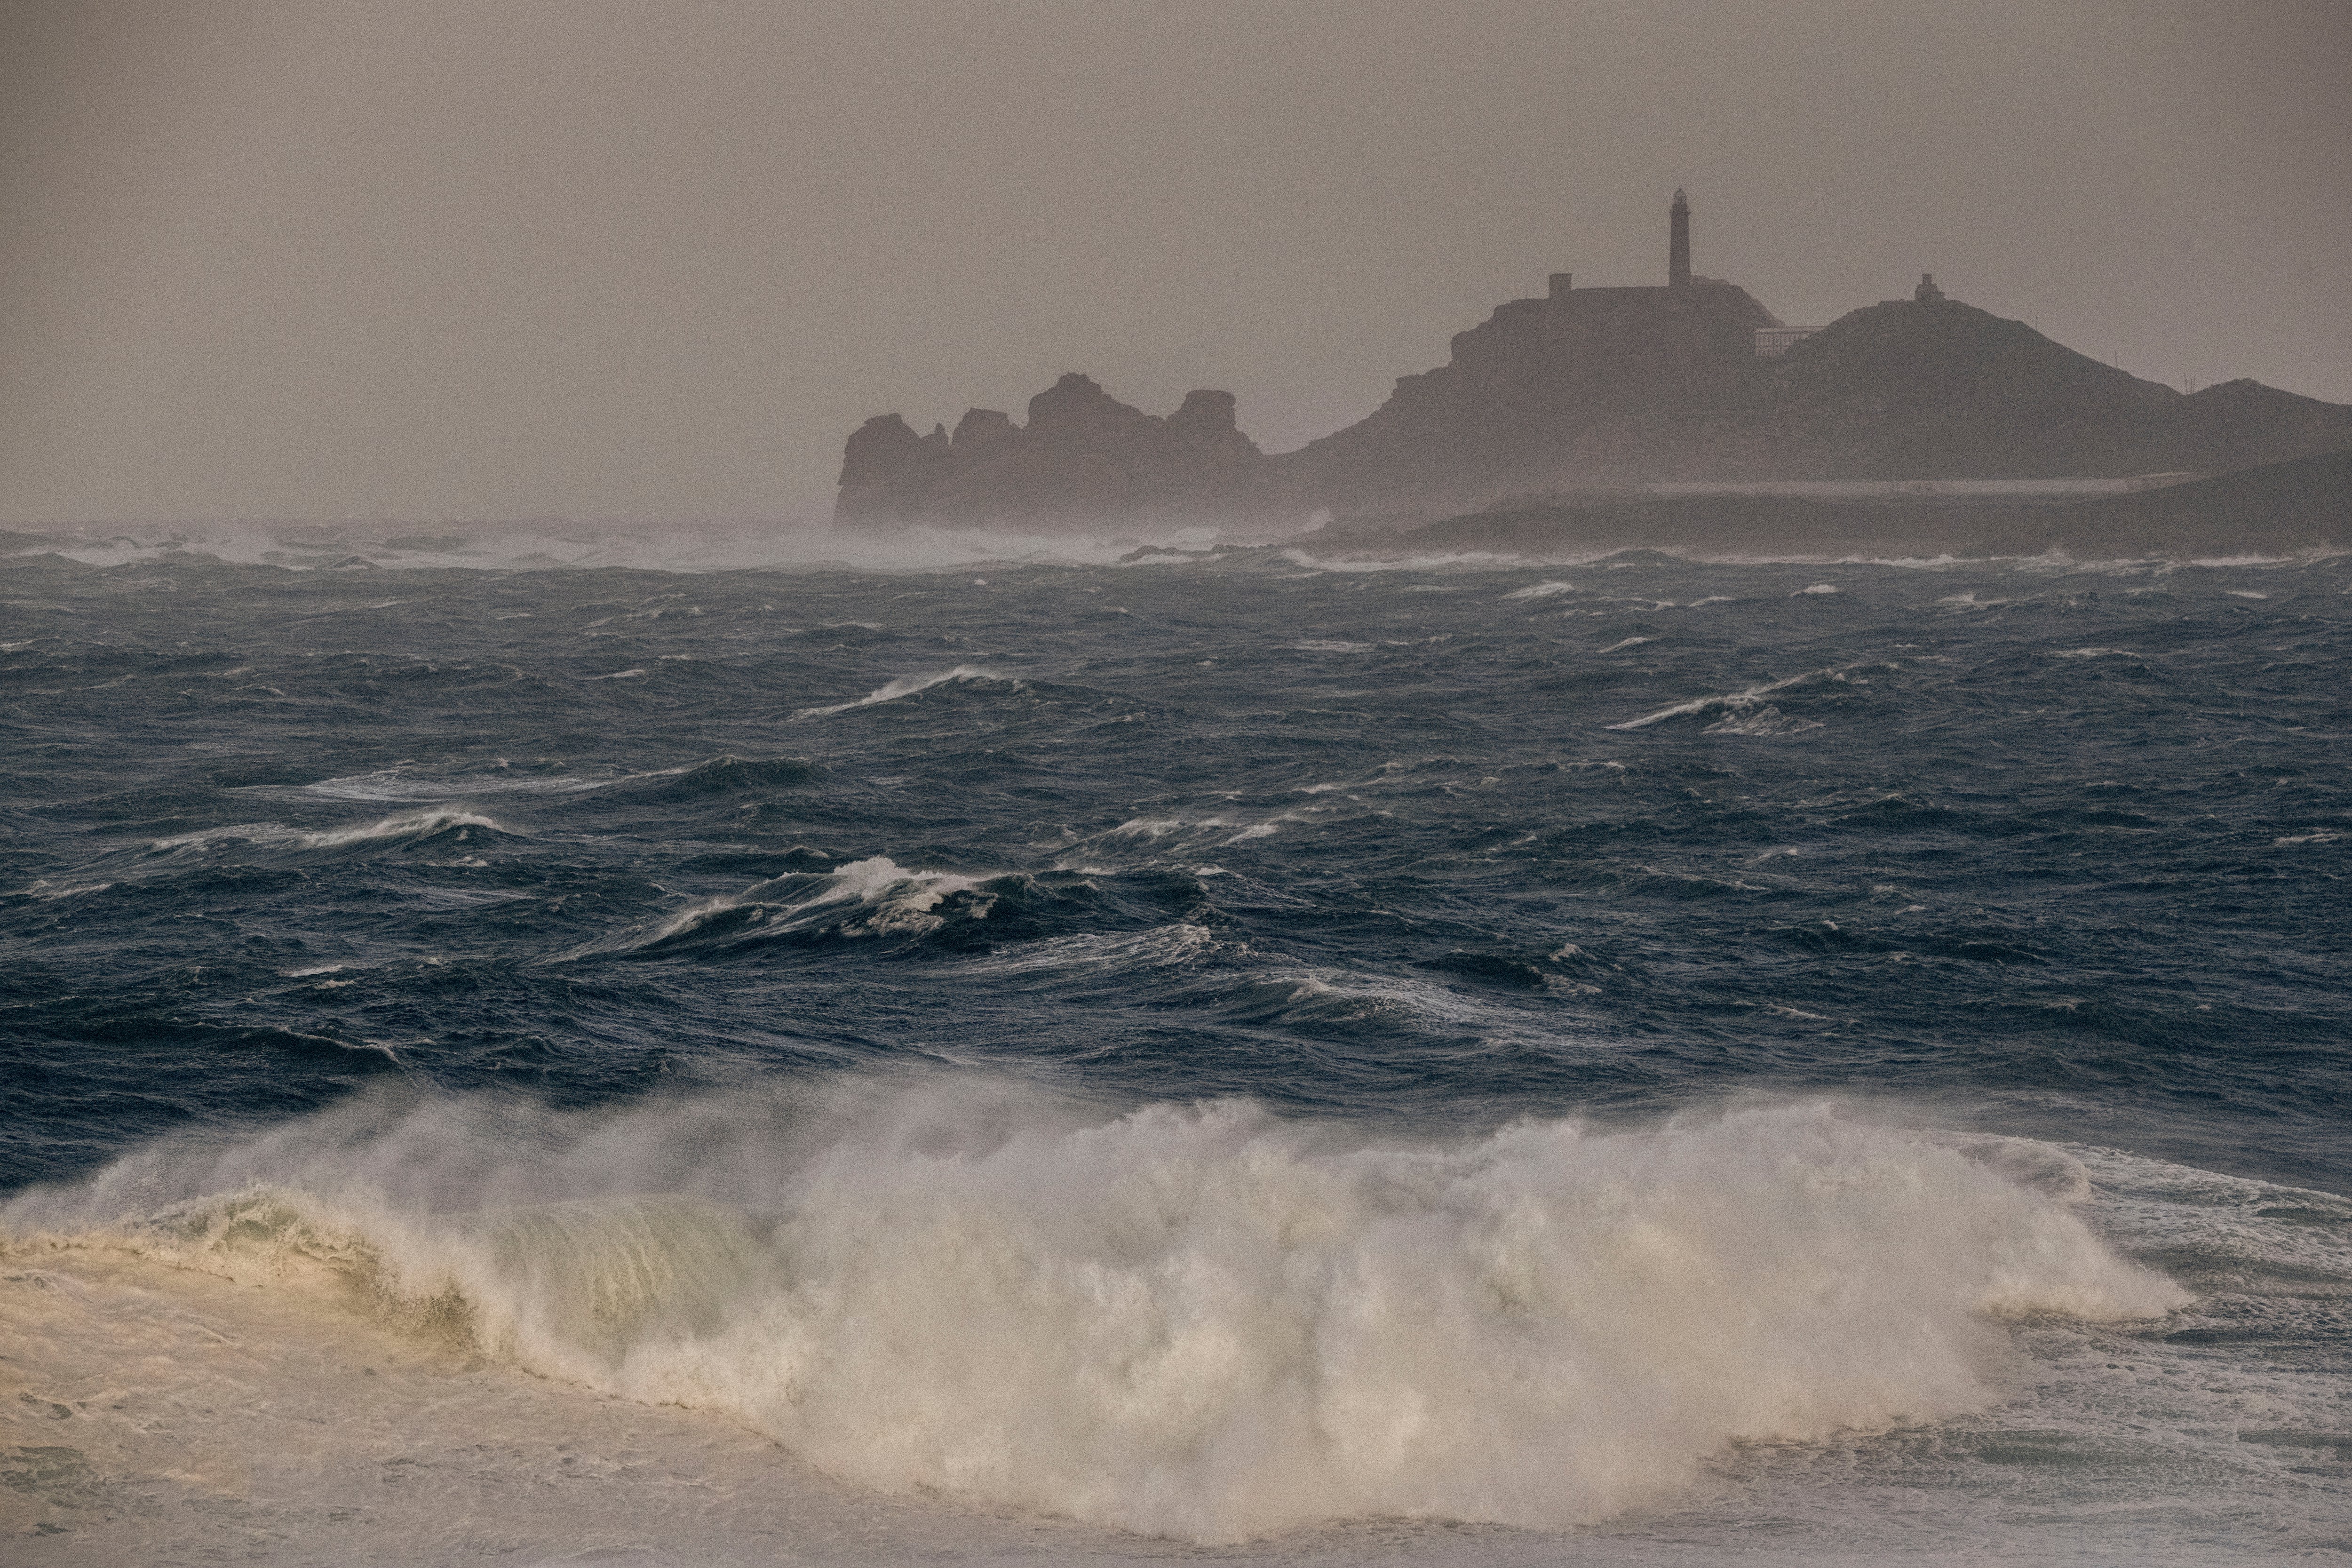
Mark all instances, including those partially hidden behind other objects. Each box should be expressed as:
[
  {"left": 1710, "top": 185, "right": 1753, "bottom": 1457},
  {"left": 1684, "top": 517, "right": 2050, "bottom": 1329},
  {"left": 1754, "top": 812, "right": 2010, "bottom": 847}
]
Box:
[{"left": 834, "top": 194, "right": 2352, "bottom": 552}]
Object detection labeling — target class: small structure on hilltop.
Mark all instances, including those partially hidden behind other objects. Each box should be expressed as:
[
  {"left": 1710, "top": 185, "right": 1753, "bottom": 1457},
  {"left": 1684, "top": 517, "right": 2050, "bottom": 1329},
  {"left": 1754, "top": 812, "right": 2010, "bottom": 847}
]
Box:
[{"left": 1669, "top": 187, "right": 1692, "bottom": 289}]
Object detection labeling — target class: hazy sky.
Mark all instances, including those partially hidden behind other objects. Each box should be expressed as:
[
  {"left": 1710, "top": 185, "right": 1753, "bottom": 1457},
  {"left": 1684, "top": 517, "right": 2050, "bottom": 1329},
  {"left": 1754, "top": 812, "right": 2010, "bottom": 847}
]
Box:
[{"left": 3, "top": 0, "right": 2347, "bottom": 524}]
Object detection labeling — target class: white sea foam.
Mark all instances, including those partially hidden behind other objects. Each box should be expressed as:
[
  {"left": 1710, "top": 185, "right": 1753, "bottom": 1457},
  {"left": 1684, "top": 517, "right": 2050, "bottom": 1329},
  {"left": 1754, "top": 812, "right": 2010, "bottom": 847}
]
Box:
[
  {"left": 150, "top": 808, "right": 507, "bottom": 852},
  {"left": 1599, "top": 636, "right": 1652, "bottom": 653},
  {"left": 1606, "top": 665, "right": 1861, "bottom": 732},
  {"left": 1277, "top": 548, "right": 1521, "bottom": 573},
  {"left": 300, "top": 768, "right": 614, "bottom": 801},
  {"left": 2, "top": 518, "right": 1271, "bottom": 575},
  {"left": 22, "top": 879, "right": 113, "bottom": 899},
  {"left": 792, "top": 664, "right": 1011, "bottom": 719},
  {"left": 953, "top": 923, "right": 1216, "bottom": 978},
  {"left": 301, "top": 809, "right": 506, "bottom": 849},
  {"left": 0, "top": 1087, "right": 2184, "bottom": 1544},
  {"left": 1107, "top": 812, "right": 1303, "bottom": 850},
  {"left": 1701, "top": 704, "right": 1822, "bottom": 737},
  {"left": 579, "top": 855, "right": 989, "bottom": 958},
  {"left": 1503, "top": 580, "right": 1577, "bottom": 600}
]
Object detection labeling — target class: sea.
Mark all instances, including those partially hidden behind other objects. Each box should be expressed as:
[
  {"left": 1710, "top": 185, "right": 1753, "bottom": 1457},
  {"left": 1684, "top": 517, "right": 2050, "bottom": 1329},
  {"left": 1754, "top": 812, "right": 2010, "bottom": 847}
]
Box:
[{"left": 2, "top": 519, "right": 2347, "bottom": 1565}]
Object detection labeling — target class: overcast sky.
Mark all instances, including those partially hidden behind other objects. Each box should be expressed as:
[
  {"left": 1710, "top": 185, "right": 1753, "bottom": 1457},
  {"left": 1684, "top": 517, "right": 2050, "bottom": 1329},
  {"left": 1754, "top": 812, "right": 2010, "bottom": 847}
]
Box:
[{"left": 3, "top": 0, "right": 2347, "bottom": 524}]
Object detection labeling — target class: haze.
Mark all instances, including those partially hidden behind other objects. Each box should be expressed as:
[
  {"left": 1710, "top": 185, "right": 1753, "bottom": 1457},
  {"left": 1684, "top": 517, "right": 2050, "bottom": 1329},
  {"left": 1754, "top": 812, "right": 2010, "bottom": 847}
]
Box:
[{"left": 3, "top": 0, "right": 2347, "bottom": 525}]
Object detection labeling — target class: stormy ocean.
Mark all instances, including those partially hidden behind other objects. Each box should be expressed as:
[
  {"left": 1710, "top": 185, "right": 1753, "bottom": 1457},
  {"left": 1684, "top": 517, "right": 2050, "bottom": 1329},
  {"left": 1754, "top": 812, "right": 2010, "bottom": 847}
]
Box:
[{"left": 2, "top": 524, "right": 2346, "bottom": 1565}]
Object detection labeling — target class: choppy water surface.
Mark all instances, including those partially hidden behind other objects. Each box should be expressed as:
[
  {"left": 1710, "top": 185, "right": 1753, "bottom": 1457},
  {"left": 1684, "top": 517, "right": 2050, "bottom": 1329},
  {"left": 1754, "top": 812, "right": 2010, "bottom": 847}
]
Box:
[{"left": 2, "top": 532, "right": 2347, "bottom": 1563}]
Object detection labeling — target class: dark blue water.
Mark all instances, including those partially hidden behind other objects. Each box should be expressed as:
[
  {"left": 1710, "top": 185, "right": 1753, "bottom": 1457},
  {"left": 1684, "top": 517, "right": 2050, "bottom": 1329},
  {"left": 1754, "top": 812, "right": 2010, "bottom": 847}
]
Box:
[
  {"left": 2, "top": 533, "right": 2347, "bottom": 1561},
  {"left": 7, "top": 545, "right": 2345, "bottom": 1188}
]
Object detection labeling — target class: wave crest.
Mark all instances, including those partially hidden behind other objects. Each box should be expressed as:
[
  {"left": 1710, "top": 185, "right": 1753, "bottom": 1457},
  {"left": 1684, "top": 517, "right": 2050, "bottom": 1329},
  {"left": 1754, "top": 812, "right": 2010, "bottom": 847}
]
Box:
[
  {"left": 793, "top": 665, "right": 1013, "bottom": 720},
  {"left": 1, "top": 1089, "right": 2186, "bottom": 1543}
]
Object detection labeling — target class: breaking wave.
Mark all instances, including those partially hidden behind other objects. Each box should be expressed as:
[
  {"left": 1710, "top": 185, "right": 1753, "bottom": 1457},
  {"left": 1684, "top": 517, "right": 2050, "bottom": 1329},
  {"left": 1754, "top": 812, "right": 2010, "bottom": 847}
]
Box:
[
  {"left": 793, "top": 665, "right": 1014, "bottom": 719},
  {"left": 1605, "top": 665, "right": 1867, "bottom": 731},
  {"left": 568, "top": 855, "right": 1006, "bottom": 959},
  {"left": 0, "top": 1086, "right": 2185, "bottom": 1543}
]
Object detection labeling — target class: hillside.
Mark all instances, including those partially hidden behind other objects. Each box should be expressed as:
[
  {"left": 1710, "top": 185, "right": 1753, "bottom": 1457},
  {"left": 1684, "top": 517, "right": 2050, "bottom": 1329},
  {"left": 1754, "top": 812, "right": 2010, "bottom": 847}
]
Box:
[
  {"left": 1735, "top": 300, "right": 2352, "bottom": 480},
  {"left": 2035, "top": 448, "right": 2351, "bottom": 555},
  {"left": 1370, "top": 448, "right": 2348, "bottom": 560},
  {"left": 1267, "top": 280, "right": 1781, "bottom": 512}
]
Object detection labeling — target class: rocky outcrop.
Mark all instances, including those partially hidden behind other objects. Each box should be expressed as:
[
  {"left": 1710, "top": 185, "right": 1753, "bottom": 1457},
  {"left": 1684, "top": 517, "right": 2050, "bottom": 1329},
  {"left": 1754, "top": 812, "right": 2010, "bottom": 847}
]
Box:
[
  {"left": 834, "top": 374, "right": 1283, "bottom": 531},
  {"left": 834, "top": 284, "right": 2352, "bottom": 531}
]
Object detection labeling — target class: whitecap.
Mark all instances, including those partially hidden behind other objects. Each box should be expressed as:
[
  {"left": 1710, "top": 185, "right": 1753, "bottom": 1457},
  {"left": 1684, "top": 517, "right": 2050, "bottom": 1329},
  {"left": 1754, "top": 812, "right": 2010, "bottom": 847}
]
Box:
[
  {"left": 297, "top": 809, "right": 508, "bottom": 849},
  {"left": 299, "top": 768, "right": 612, "bottom": 802},
  {"left": 572, "top": 855, "right": 990, "bottom": 958},
  {"left": 792, "top": 664, "right": 1011, "bottom": 720},
  {"left": 1606, "top": 664, "right": 1861, "bottom": 731}
]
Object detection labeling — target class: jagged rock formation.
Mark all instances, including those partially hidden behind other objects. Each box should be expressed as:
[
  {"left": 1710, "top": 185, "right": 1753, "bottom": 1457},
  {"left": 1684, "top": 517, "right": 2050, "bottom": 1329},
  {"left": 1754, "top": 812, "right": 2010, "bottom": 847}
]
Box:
[
  {"left": 831, "top": 195, "right": 2352, "bottom": 532},
  {"left": 835, "top": 373, "right": 1280, "bottom": 531}
]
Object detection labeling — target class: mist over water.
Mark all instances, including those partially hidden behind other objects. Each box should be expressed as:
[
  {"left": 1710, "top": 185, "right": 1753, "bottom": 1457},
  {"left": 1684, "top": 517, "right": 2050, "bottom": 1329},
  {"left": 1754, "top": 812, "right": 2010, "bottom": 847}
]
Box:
[{"left": 3, "top": 523, "right": 2348, "bottom": 1562}]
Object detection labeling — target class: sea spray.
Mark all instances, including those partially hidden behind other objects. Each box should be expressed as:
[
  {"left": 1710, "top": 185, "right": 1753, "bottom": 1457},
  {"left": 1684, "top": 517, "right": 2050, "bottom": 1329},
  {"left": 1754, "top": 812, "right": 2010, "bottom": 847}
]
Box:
[{"left": 1, "top": 1082, "right": 2185, "bottom": 1542}]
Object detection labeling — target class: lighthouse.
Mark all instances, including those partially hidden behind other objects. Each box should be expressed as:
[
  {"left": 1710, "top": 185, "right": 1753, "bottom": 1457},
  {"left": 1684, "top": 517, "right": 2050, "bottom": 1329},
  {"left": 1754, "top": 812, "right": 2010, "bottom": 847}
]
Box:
[{"left": 1669, "top": 188, "right": 1692, "bottom": 289}]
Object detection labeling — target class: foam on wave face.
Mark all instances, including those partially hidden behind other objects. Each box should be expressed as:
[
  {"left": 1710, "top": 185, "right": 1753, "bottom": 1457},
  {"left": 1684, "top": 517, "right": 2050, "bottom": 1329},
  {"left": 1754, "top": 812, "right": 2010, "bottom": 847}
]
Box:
[
  {"left": 564, "top": 854, "right": 994, "bottom": 959},
  {"left": 1605, "top": 664, "right": 1871, "bottom": 731},
  {"left": 0, "top": 1085, "right": 2184, "bottom": 1543},
  {"left": 793, "top": 664, "right": 1013, "bottom": 719},
  {"left": 150, "top": 808, "right": 509, "bottom": 852}
]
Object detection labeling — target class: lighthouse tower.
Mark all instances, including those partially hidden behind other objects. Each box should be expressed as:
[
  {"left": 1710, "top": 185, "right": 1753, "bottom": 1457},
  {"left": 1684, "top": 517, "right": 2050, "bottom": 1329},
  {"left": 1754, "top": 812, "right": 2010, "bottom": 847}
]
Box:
[{"left": 1669, "top": 188, "right": 1692, "bottom": 289}]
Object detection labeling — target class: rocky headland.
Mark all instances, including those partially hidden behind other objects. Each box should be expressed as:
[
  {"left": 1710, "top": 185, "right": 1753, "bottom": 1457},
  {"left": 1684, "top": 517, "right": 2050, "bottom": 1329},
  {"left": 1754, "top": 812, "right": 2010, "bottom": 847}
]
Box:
[{"left": 833, "top": 244, "right": 2352, "bottom": 544}]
